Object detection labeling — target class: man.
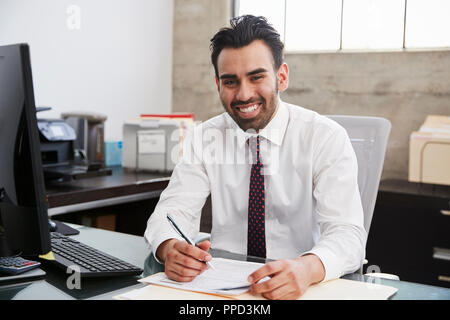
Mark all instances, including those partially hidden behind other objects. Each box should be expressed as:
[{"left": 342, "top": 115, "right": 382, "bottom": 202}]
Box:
[{"left": 144, "top": 15, "right": 366, "bottom": 300}]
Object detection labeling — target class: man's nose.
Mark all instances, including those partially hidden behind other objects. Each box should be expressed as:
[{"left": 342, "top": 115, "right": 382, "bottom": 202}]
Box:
[{"left": 236, "top": 80, "right": 253, "bottom": 102}]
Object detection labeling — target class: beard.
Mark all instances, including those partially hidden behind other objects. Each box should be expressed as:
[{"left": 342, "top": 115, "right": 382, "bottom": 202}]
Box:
[{"left": 221, "top": 85, "right": 279, "bottom": 133}]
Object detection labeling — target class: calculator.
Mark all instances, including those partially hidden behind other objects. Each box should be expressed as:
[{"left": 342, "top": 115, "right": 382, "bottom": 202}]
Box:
[{"left": 0, "top": 256, "right": 41, "bottom": 275}]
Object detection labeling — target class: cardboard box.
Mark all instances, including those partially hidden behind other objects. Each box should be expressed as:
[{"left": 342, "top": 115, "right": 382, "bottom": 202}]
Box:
[
  {"left": 409, "top": 115, "right": 450, "bottom": 186},
  {"left": 81, "top": 214, "right": 116, "bottom": 231},
  {"left": 419, "top": 115, "right": 450, "bottom": 133}
]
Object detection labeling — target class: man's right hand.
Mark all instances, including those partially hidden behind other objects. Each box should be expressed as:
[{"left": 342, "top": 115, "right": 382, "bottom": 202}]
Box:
[{"left": 156, "top": 238, "right": 212, "bottom": 282}]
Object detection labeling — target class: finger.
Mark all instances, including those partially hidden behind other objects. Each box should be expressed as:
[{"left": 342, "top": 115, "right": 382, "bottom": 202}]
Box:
[
  {"left": 169, "top": 250, "right": 208, "bottom": 271},
  {"left": 169, "top": 261, "right": 203, "bottom": 278},
  {"left": 248, "top": 261, "right": 283, "bottom": 284},
  {"left": 261, "top": 283, "right": 296, "bottom": 300},
  {"left": 175, "top": 241, "right": 212, "bottom": 263},
  {"left": 196, "top": 240, "right": 211, "bottom": 252},
  {"left": 165, "top": 268, "right": 196, "bottom": 282},
  {"left": 250, "top": 272, "right": 288, "bottom": 295}
]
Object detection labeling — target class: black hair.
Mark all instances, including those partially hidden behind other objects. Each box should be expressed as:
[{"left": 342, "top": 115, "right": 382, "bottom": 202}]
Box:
[{"left": 210, "top": 15, "right": 284, "bottom": 78}]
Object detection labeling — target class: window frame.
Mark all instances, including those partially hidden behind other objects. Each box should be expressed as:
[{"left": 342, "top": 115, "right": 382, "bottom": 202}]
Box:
[{"left": 233, "top": 0, "right": 449, "bottom": 53}]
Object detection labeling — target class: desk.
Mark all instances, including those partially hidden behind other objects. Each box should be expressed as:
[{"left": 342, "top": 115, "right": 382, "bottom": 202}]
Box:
[
  {"left": 44, "top": 167, "right": 214, "bottom": 236},
  {"left": 43, "top": 172, "right": 450, "bottom": 292},
  {"left": 0, "top": 225, "right": 449, "bottom": 300},
  {"left": 45, "top": 167, "right": 170, "bottom": 235},
  {"left": 0, "top": 225, "right": 148, "bottom": 300},
  {"left": 45, "top": 166, "right": 170, "bottom": 216}
]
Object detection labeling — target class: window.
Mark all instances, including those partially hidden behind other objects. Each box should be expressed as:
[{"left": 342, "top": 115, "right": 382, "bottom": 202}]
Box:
[
  {"left": 342, "top": 0, "right": 405, "bottom": 50},
  {"left": 238, "top": 0, "right": 285, "bottom": 41},
  {"left": 285, "top": 0, "right": 342, "bottom": 51},
  {"left": 235, "top": 0, "right": 450, "bottom": 51},
  {"left": 405, "top": 0, "right": 450, "bottom": 48}
]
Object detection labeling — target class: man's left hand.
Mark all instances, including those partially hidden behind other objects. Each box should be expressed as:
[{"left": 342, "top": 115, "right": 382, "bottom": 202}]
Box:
[{"left": 247, "top": 254, "right": 325, "bottom": 300}]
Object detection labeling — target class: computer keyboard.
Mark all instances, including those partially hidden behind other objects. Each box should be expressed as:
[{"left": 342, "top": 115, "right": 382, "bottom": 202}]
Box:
[{"left": 49, "top": 232, "right": 143, "bottom": 278}]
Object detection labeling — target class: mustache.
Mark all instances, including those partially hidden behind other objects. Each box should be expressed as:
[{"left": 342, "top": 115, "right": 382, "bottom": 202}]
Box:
[{"left": 230, "top": 98, "right": 264, "bottom": 108}]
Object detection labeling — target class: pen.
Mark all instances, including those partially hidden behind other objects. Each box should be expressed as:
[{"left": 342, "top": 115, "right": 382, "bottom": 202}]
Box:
[{"left": 167, "top": 214, "right": 216, "bottom": 271}]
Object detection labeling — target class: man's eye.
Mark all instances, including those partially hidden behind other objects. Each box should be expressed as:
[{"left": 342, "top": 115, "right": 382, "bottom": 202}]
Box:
[
  {"left": 251, "top": 75, "right": 263, "bottom": 81},
  {"left": 224, "top": 80, "right": 236, "bottom": 86}
]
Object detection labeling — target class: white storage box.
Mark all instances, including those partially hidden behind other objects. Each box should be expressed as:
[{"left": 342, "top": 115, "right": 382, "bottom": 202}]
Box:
[{"left": 122, "top": 118, "right": 181, "bottom": 173}]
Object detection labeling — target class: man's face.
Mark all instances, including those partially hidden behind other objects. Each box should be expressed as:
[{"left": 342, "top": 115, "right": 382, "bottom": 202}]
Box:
[{"left": 215, "top": 40, "right": 288, "bottom": 132}]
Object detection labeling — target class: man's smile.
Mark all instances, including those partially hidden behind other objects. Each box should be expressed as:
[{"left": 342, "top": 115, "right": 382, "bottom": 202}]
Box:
[{"left": 233, "top": 102, "right": 263, "bottom": 119}]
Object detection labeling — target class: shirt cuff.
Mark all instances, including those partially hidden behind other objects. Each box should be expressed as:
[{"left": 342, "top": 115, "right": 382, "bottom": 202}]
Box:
[{"left": 301, "top": 246, "right": 343, "bottom": 283}]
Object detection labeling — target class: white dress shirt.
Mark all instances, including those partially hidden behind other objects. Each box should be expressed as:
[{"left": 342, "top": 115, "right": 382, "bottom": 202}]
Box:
[{"left": 144, "top": 100, "right": 367, "bottom": 282}]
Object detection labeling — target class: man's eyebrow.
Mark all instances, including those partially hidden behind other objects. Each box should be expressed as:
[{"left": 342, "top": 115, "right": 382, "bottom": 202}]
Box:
[
  {"left": 219, "top": 73, "right": 237, "bottom": 80},
  {"left": 246, "top": 68, "right": 268, "bottom": 76},
  {"left": 219, "top": 68, "right": 268, "bottom": 80}
]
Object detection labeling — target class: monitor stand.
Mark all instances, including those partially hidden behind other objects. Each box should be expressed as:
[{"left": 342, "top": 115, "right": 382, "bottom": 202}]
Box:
[{"left": 49, "top": 220, "right": 80, "bottom": 236}]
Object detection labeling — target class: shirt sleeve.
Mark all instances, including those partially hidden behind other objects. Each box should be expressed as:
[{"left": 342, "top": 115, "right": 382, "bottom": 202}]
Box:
[
  {"left": 144, "top": 127, "right": 211, "bottom": 263},
  {"left": 303, "top": 123, "right": 367, "bottom": 282}
]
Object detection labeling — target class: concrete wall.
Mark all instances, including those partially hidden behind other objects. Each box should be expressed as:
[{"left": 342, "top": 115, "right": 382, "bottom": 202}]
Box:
[
  {"left": 172, "top": 0, "right": 231, "bottom": 120},
  {"left": 173, "top": 0, "right": 450, "bottom": 180},
  {"left": 282, "top": 50, "right": 450, "bottom": 180}
]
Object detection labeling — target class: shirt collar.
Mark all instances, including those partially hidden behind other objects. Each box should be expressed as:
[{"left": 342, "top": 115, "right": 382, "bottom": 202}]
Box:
[{"left": 225, "top": 99, "right": 289, "bottom": 148}]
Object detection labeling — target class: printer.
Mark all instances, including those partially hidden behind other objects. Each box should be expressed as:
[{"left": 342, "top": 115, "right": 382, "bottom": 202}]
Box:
[
  {"left": 37, "top": 107, "right": 111, "bottom": 181},
  {"left": 38, "top": 118, "right": 77, "bottom": 166}
]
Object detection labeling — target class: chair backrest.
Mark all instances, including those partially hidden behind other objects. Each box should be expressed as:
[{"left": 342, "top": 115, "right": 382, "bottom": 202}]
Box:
[{"left": 326, "top": 115, "right": 391, "bottom": 234}]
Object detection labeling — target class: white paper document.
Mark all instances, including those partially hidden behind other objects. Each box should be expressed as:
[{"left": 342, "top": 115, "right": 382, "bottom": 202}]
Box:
[
  {"left": 140, "top": 257, "right": 267, "bottom": 295},
  {"left": 116, "top": 276, "right": 398, "bottom": 300},
  {"left": 128, "top": 257, "right": 399, "bottom": 300}
]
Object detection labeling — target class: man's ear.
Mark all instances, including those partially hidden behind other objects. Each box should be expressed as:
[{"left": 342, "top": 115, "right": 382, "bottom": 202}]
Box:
[{"left": 277, "top": 63, "right": 289, "bottom": 92}]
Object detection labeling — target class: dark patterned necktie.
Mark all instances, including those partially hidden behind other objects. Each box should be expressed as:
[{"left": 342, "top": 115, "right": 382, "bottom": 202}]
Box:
[{"left": 247, "top": 135, "right": 266, "bottom": 258}]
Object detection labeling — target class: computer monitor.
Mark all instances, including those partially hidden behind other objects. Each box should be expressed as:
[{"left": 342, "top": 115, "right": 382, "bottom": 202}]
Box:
[{"left": 0, "top": 43, "right": 51, "bottom": 258}]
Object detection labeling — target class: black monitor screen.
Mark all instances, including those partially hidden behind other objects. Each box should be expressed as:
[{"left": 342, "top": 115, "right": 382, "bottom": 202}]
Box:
[{"left": 0, "top": 43, "right": 51, "bottom": 257}]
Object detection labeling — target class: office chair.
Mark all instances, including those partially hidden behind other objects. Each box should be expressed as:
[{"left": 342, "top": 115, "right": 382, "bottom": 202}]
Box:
[
  {"left": 326, "top": 115, "right": 398, "bottom": 280},
  {"left": 326, "top": 115, "right": 390, "bottom": 237}
]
